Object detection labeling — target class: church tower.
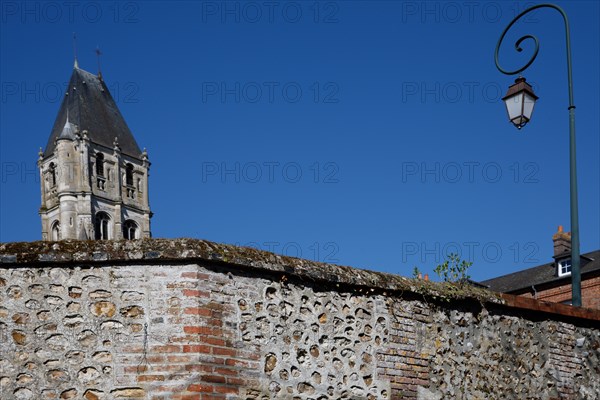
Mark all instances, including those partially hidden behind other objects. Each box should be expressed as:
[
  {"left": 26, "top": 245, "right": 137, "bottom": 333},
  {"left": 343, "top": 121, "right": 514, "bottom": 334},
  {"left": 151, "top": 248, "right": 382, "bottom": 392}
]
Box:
[{"left": 38, "top": 62, "right": 152, "bottom": 241}]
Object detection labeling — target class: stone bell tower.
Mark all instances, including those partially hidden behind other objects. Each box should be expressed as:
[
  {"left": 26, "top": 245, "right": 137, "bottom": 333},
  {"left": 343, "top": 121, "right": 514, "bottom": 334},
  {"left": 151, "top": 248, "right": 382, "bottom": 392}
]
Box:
[{"left": 38, "top": 61, "right": 152, "bottom": 241}]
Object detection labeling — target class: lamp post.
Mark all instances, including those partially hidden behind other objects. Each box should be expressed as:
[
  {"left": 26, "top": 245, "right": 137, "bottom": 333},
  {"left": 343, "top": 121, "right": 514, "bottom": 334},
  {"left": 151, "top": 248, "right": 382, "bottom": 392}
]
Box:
[{"left": 494, "top": 4, "right": 581, "bottom": 306}]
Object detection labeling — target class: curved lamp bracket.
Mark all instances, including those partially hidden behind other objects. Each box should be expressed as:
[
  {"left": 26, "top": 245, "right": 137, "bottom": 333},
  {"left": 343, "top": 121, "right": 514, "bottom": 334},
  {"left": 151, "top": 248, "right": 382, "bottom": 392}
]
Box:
[{"left": 494, "top": 3, "right": 574, "bottom": 108}]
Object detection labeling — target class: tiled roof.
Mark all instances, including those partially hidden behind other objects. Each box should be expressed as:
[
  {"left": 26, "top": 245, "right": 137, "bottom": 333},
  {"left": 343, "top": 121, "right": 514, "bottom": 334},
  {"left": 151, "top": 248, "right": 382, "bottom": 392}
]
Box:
[
  {"left": 44, "top": 67, "right": 142, "bottom": 158},
  {"left": 480, "top": 250, "right": 600, "bottom": 293}
]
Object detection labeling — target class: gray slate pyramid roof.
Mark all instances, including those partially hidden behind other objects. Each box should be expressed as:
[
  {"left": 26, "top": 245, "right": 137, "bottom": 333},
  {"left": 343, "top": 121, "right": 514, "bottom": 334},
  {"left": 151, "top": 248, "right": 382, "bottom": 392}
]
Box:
[
  {"left": 58, "top": 119, "right": 78, "bottom": 140},
  {"left": 44, "top": 67, "right": 141, "bottom": 158}
]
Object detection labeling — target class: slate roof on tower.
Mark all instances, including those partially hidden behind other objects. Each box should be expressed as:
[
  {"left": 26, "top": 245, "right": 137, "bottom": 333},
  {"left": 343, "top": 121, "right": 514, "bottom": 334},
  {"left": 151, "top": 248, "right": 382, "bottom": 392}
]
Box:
[{"left": 43, "top": 66, "right": 142, "bottom": 158}]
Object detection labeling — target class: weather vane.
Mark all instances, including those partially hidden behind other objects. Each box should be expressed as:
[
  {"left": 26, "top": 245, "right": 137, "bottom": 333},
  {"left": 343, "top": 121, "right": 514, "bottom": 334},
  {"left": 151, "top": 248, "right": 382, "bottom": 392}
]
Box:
[{"left": 96, "top": 46, "right": 103, "bottom": 78}]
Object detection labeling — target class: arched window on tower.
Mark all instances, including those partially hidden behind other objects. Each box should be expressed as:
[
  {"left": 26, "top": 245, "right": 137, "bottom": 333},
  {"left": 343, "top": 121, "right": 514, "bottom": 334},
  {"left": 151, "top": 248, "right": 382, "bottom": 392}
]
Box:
[
  {"left": 94, "top": 212, "right": 111, "bottom": 240},
  {"left": 123, "top": 220, "right": 139, "bottom": 240},
  {"left": 126, "top": 163, "right": 134, "bottom": 186},
  {"left": 125, "top": 163, "right": 135, "bottom": 198},
  {"left": 96, "top": 153, "right": 106, "bottom": 190},
  {"left": 49, "top": 163, "right": 56, "bottom": 187},
  {"left": 51, "top": 220, "right": 60, "bottom": 241},
  {"left": 96, "top": 153, "right": 104, "bottom": 176}
]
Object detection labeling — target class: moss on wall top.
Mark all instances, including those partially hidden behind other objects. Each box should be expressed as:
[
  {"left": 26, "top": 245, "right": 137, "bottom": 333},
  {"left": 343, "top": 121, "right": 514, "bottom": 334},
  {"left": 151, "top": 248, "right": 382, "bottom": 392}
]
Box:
[
  {"left": 2, "top": 238, "right": 599, "bottom": 322},
  {"left": 0, "top": 238, "right": 501, "bottom": 304}
]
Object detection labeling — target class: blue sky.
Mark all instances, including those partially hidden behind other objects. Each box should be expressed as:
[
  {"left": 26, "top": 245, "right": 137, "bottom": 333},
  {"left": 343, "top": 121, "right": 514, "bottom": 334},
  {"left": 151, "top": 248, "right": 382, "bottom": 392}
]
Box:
[{"left": 1, "top": 1, "right": 599, "bottom": 282}]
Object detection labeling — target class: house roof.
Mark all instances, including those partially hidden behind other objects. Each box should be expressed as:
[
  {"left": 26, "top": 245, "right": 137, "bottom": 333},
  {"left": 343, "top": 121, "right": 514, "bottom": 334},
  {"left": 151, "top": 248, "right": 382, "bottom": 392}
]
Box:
[
  {"left": 480, "top": 250, "right": 600, "bottom": 293},
  {"left": 44, "top": 67, "right": 142, "bottom": 158}
]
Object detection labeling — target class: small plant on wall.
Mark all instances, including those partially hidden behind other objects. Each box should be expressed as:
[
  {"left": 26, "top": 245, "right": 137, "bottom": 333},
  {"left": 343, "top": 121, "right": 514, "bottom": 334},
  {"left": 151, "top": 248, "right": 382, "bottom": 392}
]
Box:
[{"left": 434, "top": 253, "right": 473, "bottom": 284}]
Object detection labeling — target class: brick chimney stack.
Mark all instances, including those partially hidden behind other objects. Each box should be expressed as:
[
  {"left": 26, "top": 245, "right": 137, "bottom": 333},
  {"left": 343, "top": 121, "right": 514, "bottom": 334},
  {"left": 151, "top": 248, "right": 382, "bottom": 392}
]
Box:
[{"left": 552, "top": 225, "right": 571, "bottom": 257}]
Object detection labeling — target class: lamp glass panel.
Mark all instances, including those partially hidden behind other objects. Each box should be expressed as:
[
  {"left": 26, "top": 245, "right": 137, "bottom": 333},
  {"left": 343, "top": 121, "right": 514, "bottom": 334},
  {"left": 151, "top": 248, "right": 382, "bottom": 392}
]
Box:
[
  {"left": 511, "top": 116, "right": 525, "bottom": 125},
  {"left": 522, "top": 92, "right": 536, "bottom": 120},
  {"left": 504, "top": 93, "right": 524, "bottom": 121}
]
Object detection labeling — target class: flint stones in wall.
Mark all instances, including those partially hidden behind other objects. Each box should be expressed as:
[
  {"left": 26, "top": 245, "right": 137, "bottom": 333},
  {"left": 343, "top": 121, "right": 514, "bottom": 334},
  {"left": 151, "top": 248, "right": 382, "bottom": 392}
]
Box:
[
  {"left": 93, "top": 351, "right": 113, "bottom": 362},
  {"left": 83, "top": 389, "right": 104, "bottom": 399},
  {"left": 65, "top": 350, "right": 85, "bottom": 364},
  {"left": 90, "top": 301, "right": 117, "bottom": 317},
  {"left": 68, "top": 286, "right": 83, "bottom": 298},
  {"left": 46, "top": 368, "right": 69, "bottom": 382},
  {"left": 67, "top": 301, "right": 81, "bottom": 312},
  {"left": 7, "top": 285, "right": 23, "bottom": 299},
  {"left": 78, "top": 367, "right": 101, "bottom": 384},
  {"left": 77, "top": 330, "right": 98, "bottom": 347},
  {"left": 239, "top": 282, "right": 389, "bottom": 400},
  {"left": 120, "top": 305, "right": 144, "bottom": 318},
  {"left": 426, "top": 310, "right": 600, "bottom": 399},
  {"left": 34, "top": 322, "right": 57, "bottom": 335},
  {"left": 13, "top": 387, "right": 33, "bottom": 399},
  {"left": 60, "top": 388, "right": 78, "bottom": 399},
  {"left": 63, "top": 314, "right": 84, "bottom": 327},
  {"left": 264, "top": 353, "right": 277, "bottom": 373},
  {"left": 24, "top": 299, "right": 40, "bottom": 309},
  {"left": 82, "top": 275, "right": 103, "bottom": 285},
  {"left": 90, "top": 289, "right": 112, "bottom": 298},
  {"left": 12, "top": 312, "right": 30, "bottom": 324},
  {"left": 0, "top": 266, "right": 145, "bottom": 398},
  {"left": 121, "top": 291, "right": 144, "bottom": 301},
  {"left": 100, "top": 320, "right": 125, "bottom": 330},
  {"left": 12, "top": 330, "right": 27, "bottom": 345},
  {"left": 16, "top": 373, "right": 33, "bottom": 384},
  {"left": 44, "top": 295, "right": 64, "bottom": 306},
  {"left": 1, "top": 257, "right": 599, "bottom": 399}
]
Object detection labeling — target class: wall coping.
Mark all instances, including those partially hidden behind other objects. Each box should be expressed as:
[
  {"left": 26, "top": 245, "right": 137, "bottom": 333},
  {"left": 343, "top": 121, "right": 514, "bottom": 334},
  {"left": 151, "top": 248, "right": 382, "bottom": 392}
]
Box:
[{"left": 1, "top": 238, "right": 598, "bottom": 322}]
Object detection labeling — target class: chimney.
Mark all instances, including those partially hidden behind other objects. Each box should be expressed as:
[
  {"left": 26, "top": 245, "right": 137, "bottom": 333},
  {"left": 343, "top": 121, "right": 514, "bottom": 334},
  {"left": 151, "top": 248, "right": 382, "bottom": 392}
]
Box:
[{"left": 552, "top": 225, "right": 571, "bottom": 257}]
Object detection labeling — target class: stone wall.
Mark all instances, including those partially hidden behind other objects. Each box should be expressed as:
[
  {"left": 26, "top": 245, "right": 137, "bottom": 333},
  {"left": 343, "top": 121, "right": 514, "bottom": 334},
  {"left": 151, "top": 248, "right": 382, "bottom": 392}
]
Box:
[{"left": 1, "top": 239, "right": 599, "bottom": 399}]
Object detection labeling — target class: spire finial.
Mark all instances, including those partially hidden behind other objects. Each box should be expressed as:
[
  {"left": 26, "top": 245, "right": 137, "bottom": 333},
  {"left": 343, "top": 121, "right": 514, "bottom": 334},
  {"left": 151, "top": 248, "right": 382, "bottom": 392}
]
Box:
[
  {"left": 73, "top": 32, "right": 79, "bottom": 68},
  {"left": 96, "top": 46, "right": 103, "bottom": 79}
]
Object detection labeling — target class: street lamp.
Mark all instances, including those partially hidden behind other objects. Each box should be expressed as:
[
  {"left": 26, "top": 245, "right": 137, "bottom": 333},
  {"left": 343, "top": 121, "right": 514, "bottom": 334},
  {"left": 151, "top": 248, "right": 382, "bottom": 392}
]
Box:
[
  {"left": 495, "top": 4, "right": 582, "bottom": 306},
  {"left": 502, "top": 77, "right": 538, "bottom": 130}
]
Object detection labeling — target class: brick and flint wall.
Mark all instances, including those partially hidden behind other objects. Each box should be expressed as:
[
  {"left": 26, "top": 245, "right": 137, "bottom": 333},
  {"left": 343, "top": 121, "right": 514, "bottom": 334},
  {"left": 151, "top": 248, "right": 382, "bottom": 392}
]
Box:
[{"left": 1, "top": 239, "right": 599, "bottom": 399}]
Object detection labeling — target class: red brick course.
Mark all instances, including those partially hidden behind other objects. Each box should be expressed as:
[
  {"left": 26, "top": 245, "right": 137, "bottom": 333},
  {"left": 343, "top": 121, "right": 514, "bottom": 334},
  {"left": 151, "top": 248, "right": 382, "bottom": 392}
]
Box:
[{"left": 117, "top": 269, "right": 260, "bottom": 399}]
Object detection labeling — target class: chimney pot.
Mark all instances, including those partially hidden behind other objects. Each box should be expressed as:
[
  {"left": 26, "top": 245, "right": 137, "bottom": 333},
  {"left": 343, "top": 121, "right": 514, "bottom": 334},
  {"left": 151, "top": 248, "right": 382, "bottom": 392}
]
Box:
[{"left": 553, "top": 225, "right": 571, "bottom": 257}]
